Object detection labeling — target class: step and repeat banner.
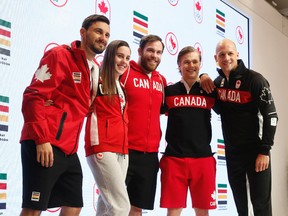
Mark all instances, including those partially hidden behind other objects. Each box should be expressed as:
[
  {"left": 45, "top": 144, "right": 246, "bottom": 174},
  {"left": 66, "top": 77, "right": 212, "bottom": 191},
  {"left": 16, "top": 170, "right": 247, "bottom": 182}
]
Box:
[{"left": 0, "top": 0, "right": 249, "bottom": 215}]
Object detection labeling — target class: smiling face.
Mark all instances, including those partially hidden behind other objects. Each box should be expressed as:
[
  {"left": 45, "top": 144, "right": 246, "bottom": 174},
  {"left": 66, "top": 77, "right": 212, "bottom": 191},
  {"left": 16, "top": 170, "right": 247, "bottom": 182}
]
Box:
[
  {"left": 114, "top": 46, "right": 131, "bottom": 79},
  {"left": 138, "top": 40, "right": 163, "bottom": 73},
  {"left": 214, "top": 39, "right": 239, "bottom": 77},
  {"left": 81, "top": 21, "right": 110, "bottom": 59},
  {"left": 178, "top": 51, "right": 201, "bottom": 83}
]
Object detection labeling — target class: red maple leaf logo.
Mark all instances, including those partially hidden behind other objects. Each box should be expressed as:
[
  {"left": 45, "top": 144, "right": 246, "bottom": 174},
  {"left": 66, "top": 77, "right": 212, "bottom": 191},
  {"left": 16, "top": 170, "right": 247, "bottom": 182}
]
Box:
[
  {"left": 196, "top": 47, "right": 202, "bottom": 55},
  {"left": 169, "top": 36, "right": 176, "bottom": 49},
  {"left": 98, "top": 1, "right": 108, "bottom": 14},
  {"left": 195, "top": 1, "right": 201, "bottom": 11},
  {"left": 95, "top": 188, "right": 100, "bottom": 195},
  {"left": 238, "top": 29, "right": 243, "bottom": 39}
]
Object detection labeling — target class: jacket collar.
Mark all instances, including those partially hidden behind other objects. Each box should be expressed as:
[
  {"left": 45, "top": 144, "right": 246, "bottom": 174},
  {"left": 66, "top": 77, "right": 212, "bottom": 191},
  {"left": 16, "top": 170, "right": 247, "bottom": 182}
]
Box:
[
  {"left": 218, "top": 59, "right": 247, "bottom": 80},
  {"left": 129, "top": 60, "right": 160, "bottom": 77}
]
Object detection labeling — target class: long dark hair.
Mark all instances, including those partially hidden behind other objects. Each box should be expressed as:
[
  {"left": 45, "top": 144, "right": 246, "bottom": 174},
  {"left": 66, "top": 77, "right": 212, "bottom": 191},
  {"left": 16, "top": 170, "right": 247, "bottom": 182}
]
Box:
[{"left": 101, "top": 40, "right": 130, "bottom": 97}]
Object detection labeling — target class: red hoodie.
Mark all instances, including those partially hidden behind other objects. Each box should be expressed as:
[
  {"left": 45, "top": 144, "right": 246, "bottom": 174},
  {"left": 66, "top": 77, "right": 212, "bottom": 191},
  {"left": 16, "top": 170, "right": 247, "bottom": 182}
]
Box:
[
  {"left": 20, "top": 41, "right": 91, "bottom": 155},
  {"left": 120, "top": 60, "right": 167, "bottom": 153}
]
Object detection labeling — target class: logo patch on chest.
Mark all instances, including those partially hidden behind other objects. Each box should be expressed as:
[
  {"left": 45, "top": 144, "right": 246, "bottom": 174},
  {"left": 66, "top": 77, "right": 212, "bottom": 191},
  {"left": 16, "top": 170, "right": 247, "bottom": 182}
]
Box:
[
  {"left": 72, "top": 72, "right": 82, "bottom": 83},
  {"left": 235, "top": 80, "right": 241, "bottom": 89}
]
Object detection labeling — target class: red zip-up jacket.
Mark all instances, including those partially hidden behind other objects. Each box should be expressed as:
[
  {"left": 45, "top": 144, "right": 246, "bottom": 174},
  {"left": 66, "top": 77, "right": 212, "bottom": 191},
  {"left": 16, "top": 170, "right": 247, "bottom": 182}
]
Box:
[
  {"left": 84, "top": 79, "right": 129, "bottom": 156},
  {"left": 20, "top": 41, "right": 91, "bottom": 155},
  {"left": 120, "top": 60, "right": 167, "bottom": 153}
]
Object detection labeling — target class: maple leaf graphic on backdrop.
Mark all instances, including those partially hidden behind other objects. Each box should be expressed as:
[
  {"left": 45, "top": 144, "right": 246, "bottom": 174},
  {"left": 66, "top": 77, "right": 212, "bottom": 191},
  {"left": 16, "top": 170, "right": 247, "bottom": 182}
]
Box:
[
  {"left": 169, "top": 36, "right": 176, "bottom": 49},
  {"left": 238, "top": 29, "right": 243, "bottom": 39},
  {"left": 34, "top": 64, "right": 52, "bottom": 82},
  {"left": 98, "top": 1, "right": 108, "bottom": 14},
  {"left": 196, "top": 47, "right": 202, "bottom": 55},
  {"left": 195, "top": 1, "right": 201, "bottom": 11}
]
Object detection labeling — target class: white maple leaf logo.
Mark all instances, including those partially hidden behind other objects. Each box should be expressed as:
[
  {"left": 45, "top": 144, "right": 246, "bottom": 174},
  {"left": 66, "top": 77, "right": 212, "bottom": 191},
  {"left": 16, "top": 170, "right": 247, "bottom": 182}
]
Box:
[
  {"left": 260, "top": 87, "right": 273, "bottom": 104},
  {"left": 34, "top": 64, "right": 52, "bottom": 82},
  {"left": 211, "top": 190, "right": 216, "bottom": 200}
]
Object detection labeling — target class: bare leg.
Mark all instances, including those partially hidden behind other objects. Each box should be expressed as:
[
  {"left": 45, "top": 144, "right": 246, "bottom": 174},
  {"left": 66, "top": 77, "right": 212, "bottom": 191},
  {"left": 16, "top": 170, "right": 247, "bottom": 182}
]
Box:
[
  {"left": 59, "top": 206, "right": 81, "bottom": 216},
  {"left": 20, "top": 208, "right": 41, "bottom": 216},
  {"left": 129, "top": 205, "right": 142, "bottom": 216},
  {"left": 194, "top": 208, "right": 209, "bottom": 216},
  {"left": 167, "top": 208, "right": 182, "bottom": 216}
]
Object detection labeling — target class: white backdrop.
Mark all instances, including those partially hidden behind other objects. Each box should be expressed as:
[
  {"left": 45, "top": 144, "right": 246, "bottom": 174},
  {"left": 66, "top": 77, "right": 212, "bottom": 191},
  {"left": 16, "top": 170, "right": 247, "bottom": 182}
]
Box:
[{"left": 0, "top": 0, "right": 250, "bottom": 215}]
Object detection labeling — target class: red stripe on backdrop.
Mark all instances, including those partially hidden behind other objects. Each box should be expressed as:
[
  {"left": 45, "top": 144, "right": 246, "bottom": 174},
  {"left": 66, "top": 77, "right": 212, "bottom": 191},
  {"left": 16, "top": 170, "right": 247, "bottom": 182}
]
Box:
[
  {"left": 218, "top": 189, "right": 227, "bottom": 193},
  {"left": 0, "top": 183, "right": 7, "bottom": 190},
  {"left": 217, "top": 144, "right": 225, "bottom": 149},
  {"left": 133, "top": 18, "right": 148, "bottom": 28},
  {"left": 0, "top": 28, "right": 11, "bottom": 38},
  {"left": 216, "top": 14, "right": 225, "bottom": 22},
  {"left": 0, "top": 105, "right": 9, "bottom": 112}
]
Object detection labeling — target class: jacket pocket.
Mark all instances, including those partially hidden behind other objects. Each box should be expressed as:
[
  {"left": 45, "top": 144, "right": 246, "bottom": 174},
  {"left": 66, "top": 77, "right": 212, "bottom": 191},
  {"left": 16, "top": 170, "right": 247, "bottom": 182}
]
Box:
[
  {"left": 105, "top": 119, "right": 109, "bottom": 138},
  {"left": 56, "top": 112, "right": 67, "bottom": 140}
]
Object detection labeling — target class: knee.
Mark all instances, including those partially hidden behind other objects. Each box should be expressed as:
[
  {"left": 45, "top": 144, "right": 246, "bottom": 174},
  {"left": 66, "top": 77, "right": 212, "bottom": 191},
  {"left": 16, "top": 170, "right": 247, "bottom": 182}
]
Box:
[
  {"left": 59, "top": 206, "right": 82, "bottom": 216},
  {"left": 119, "top": 208, "right": 131, "bottom": 216},
  {"left": 20, "top": 208, "right": 41, "bottom": 216},
  {"left": 113, "top": 201, "right": 131, "bottom": 215}
]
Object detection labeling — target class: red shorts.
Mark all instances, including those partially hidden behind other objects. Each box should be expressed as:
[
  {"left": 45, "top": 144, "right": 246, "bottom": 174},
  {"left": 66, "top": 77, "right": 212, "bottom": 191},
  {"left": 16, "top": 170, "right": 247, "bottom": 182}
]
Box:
[{"left": 160, "top": 155, "right": 216, "bottom": 209}]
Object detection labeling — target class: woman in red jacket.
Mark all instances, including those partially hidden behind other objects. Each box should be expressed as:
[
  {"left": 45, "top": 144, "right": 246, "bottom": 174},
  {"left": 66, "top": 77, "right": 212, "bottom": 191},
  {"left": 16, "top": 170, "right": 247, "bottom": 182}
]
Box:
[{"left": 85, "top": 40, "right": 131, "bottom": 216}]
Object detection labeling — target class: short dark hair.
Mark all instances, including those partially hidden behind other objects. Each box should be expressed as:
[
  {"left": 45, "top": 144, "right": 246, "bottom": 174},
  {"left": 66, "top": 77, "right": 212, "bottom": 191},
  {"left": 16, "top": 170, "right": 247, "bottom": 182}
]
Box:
[
  {"left": 82, "top": 14, "right": 110, "bottom": 30},
  {"left": 139, "top": 34, "right": 165, "bottom": 51},
  {"left": 177, "top": 46, "right": 201, "bottom": 64}
]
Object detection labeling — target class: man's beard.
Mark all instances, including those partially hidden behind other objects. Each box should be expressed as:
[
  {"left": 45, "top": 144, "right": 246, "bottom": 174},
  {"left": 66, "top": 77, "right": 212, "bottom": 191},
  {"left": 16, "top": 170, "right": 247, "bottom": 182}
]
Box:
[
  {"left": 89, "top": 38, "right": 106, "bottom": 54},
  {"left": 140, "top": 57, "right": 159, "bottom": 73},
  {"left": 91, "top": 44, "right": 105, "bottom": 54}
]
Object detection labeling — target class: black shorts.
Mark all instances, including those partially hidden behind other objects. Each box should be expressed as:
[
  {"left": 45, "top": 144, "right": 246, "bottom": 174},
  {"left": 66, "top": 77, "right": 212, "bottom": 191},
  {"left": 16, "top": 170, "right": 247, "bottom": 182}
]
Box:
[
  {"left": 21, "top": 140, "right": 83, "bottom": 210},
  {"left": 125, "top": 150, "right": 159, "bottom": 210}
]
